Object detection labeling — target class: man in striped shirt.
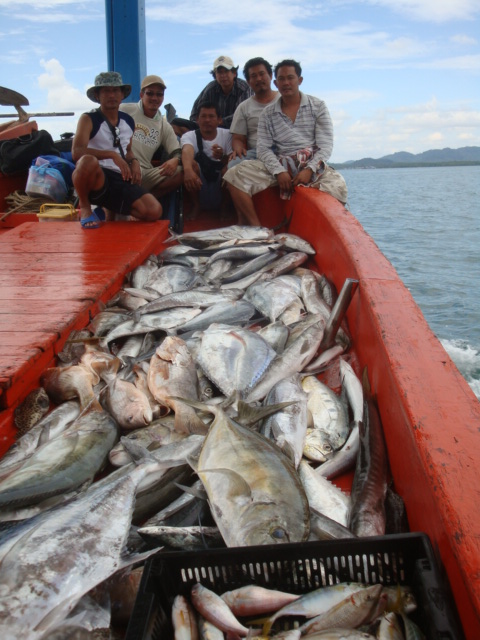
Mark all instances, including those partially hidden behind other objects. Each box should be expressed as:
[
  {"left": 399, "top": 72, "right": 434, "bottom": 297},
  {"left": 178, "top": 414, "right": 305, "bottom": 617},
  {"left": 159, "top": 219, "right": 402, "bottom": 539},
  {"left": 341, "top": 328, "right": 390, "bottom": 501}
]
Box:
[{"left": 223, "top": 59, "right": 348, "bottom": 226}]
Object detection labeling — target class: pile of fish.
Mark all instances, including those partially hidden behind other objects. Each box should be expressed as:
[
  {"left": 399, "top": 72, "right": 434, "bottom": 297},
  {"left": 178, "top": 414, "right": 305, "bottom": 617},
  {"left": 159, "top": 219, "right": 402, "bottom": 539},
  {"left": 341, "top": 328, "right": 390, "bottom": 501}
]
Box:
[
  {"left": 171, "top": 580, "right": 423, "bottom": 639},
  {"left": 0, "top": 225, "right": 406, "bottom": 638}
]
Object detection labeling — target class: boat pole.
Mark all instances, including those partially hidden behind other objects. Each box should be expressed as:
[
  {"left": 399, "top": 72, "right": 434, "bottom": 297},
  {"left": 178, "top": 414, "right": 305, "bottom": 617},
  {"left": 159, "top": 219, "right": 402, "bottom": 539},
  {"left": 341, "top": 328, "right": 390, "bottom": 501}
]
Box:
[
  {"left": 104, "top": 0, "right": 146, "bottom": 101},
  {"left": 320, "top": 278, "right": 359, "bottom": 351}
]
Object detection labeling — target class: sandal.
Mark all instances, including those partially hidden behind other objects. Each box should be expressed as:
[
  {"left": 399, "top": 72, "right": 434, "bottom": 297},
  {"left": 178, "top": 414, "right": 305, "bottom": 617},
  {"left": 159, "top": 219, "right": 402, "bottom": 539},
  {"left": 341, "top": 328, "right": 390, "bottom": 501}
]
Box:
[{"left": 80, "top": 207, "right": 106, "bottom": 229}]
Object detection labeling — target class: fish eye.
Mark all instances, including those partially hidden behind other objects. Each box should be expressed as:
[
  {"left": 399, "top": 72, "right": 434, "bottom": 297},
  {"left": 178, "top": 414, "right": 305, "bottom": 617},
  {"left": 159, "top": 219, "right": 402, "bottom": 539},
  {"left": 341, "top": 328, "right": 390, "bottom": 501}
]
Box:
[
  {"left": 271, "top": 527, "right": 288, "bottom": 541},
  {"left": 324, "top": 444, "right": 332, "bottom": 452}
]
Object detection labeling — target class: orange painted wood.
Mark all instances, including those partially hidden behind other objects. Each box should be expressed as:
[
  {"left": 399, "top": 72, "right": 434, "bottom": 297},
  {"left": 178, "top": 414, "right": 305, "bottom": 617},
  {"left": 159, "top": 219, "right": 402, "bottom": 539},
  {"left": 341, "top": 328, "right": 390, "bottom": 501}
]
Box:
[
  {"left": 286, "top": 188, "right": 480, "bottom": 639},
  {"left": 0, "top": 220, "right": 169, "bottom": 412}
]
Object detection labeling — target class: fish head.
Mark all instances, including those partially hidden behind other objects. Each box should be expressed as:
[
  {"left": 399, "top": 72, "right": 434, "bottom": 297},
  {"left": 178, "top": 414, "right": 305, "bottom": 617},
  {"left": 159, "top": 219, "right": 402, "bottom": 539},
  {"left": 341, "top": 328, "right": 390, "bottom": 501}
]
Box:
[{"left": 236, "top": 502, "right": 309, "bottom": 546}]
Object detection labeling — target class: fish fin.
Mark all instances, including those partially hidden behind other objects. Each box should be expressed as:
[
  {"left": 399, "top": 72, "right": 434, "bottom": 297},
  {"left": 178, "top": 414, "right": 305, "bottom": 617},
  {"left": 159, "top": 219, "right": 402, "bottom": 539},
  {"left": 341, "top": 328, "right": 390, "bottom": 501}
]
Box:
[
  {"left": 174, "top": 481, "right": 207, "bottom": 500},
  {"left": 120, "top": 436, "right": 157, "bottom": 464},
  {"left": 38, "top": 424, "right": 51, "bottom": 447},
  {"left": 237, "top": 400, "right": 295, "bottom": 427},
  {"left": 199, "top": 468, "right": 252, "bottom": 499}
]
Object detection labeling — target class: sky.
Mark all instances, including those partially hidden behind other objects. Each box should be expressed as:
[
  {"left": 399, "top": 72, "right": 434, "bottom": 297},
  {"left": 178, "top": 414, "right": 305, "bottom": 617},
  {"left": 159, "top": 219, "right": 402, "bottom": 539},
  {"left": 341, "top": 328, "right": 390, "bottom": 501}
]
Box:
[{"left": 0, "top": 0, "right": 479, "bottom": 163}]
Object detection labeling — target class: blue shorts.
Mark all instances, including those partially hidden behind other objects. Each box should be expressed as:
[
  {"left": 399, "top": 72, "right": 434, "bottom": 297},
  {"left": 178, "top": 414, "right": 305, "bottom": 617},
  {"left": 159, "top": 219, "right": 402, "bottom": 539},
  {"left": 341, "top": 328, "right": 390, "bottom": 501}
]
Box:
[
  {"left": 89, "top": 168, "right": 147, "bottom": 215},
  {"left": 198, "top": 170, "right": 222, "bottom": 210},
  {"left": 227, "top": 148, "right": 257, "bottom": 170}
]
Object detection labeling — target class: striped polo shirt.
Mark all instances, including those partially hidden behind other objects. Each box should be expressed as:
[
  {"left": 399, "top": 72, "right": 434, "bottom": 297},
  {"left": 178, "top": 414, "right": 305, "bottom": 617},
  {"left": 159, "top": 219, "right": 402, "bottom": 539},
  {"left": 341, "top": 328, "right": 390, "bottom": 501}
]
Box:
[{"left": 257, "top": 92, "right": 334, "bottom": 176}]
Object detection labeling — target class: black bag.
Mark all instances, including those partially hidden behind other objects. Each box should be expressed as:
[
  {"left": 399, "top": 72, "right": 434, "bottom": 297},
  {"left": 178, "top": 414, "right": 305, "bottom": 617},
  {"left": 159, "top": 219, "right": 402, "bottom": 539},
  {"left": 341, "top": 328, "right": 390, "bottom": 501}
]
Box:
[
  {"left": 0, "top": 129, "right": 60, "bottom": 175},
  {"left": 194, "top": 130, "right": 223, "bottom": 183}
]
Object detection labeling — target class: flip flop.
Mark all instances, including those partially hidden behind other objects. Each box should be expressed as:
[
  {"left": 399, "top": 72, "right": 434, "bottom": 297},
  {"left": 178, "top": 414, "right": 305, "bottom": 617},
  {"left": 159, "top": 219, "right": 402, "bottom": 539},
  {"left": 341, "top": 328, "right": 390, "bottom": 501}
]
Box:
[{"left": 80, "top": 207, "right": 105, "bottom": 229}]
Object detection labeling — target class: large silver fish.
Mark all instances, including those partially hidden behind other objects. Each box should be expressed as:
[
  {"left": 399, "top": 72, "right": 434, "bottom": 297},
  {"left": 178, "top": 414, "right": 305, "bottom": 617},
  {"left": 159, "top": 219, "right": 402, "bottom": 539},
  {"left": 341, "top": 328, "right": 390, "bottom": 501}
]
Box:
[
  {"left": 194, "top": 403, "right": 310, "bottom": 546},
  {"left": 302, "top": 375, "right": 350, "bottom": 463},
  {"left": 246, "top": 319, "right": 324, "bottom": 402},
  {"left": 0, "top": 457, "right": 163, "bottom": 639},
  {"left": 0, "top": 400, "right": 80, "bottom": 478},
  {"left": 245, "top": 278, "right": 301, "bottom": 322},
  {"left": 0, "top": 409, "right": 118, "bottom": 508},
  {"left": 262, "top": 374, "right": 308, "bottom": 468},
  {"left": 165, "top": 225, "right": 274, "bottom": 248},
  {"left": 349, "top": 398, "right": 388, "bottom": 537},
  {"left": 196, "top": 324, "right": 277, "bottom": 398}
]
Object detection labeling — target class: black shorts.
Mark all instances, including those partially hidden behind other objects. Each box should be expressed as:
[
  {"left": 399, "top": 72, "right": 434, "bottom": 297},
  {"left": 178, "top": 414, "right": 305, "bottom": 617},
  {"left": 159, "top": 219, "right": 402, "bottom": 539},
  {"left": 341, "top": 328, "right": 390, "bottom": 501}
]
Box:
[{"left": 89, "top": 168, "right": 147, "bottom": 215}]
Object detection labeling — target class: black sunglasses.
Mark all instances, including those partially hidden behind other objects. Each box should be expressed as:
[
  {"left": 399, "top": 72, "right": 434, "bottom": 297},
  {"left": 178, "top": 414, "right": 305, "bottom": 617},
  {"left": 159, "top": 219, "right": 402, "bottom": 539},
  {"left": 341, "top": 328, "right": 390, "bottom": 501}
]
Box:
[
  {"left": 113, "top": 126, "right": 121, "bottom": 147},
  {"left": 144, "top": 90, "right": 164, "bottom": 97}
]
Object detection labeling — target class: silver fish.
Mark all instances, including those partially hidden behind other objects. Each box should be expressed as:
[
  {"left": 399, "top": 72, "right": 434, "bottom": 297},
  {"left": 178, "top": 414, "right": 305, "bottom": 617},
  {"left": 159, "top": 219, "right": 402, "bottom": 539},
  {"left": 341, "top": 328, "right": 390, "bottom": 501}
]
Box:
[
  {"left": 134, "top": 287, "right": 242, "bottom": 318},
  {"left": 0, "top": 409, "right": 118, "bottom": 508},
  {"left": 137, "top": 525, "right": 223, "bottom": 550},
  {"left": 302, "top": 375, "right": 350, "bottom": 462},
  {"left": 195, "top": 403, "right": 310, "bottom": 546},
  {"left": 262, "top": 374, "right": 308, "bottom": 468},
  {"left": 0, "top": 400, "right": 81, "bottom": 478},
  {"left": 298, "top": 459, "right": 351, "bottom": 527},
  {"left": 0, "top": 457, "right": 163, "bottom": 639},
  {"left": 274, "top": 232, "right": 315, "bottom": 254},
  {"left": 196, "top": 325, "right": 277, "bottom": 398},
  {"left": 165, "top": 225, "right": 274, "bottom": 248},
  {"left": 245, "top": 278, "right": 301, "bottom": 322},
  {"left": 216, "top": 249, "right": 281, "bottom": 284},
  {"left": 349, "top": 398, "right": 388, "bottom": 537},
  {"left": 246, "top": 319, "right": 324, "bottom": 402},
  {"left": 130, "top": 255, "right": 158, "bottom": 289},
  {"left": 177, "top": 300, "right": 257, "bottom": 334},
  {"left": 144, "top": 264, "right": 203, "bottom": 296}
]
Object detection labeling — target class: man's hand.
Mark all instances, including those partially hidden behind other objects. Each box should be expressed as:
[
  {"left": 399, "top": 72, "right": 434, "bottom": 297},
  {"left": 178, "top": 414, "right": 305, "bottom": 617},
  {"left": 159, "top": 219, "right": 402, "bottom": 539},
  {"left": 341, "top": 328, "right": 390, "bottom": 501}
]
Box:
[
  {"left": 158, "top": 158, "right": 179, "bottom": 177},
  {"left": 229, "top": 147, "right": 247, "bottom": 161},
  {"left": 183, "top": 166, "right": 202, "bottom": 192},
  {"left": 211, "top": 144, "right": 224, "bottom": 161},
  {"left": 277, "top": 171, "right": 293, "bottom": 195},
  {"left": 111, "top": 154, "right": 132, "bottom": 181},
  {"left": 292, "top": 167, "right": 314, "bottom": 187},
  {"left": 130, "top": 160, "right": 142, "bottom": 185}
]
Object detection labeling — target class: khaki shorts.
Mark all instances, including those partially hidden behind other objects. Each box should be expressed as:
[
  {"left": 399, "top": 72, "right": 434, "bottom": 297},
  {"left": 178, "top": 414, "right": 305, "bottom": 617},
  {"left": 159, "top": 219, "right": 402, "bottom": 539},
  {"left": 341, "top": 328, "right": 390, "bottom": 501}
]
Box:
[
  {"left": 141, "top": 165, "right": 183, "bottom": 191},
  {"left": 223, "top": 159, "right": 348, "bottom": 204}
]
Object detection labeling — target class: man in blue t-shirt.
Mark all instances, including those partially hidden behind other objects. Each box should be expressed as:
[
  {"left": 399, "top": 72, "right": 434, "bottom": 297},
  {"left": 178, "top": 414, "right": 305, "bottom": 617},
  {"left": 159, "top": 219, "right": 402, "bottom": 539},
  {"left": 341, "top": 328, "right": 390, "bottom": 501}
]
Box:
[{"left": 72, "top": 72, "right": 162, "bottom": 228}]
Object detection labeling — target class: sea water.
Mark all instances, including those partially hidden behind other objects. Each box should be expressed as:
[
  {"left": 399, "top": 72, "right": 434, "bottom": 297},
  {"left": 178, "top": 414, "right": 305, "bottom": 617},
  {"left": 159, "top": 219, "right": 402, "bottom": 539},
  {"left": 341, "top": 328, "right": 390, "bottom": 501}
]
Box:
[{"left": 343, "top": 165, "right": 480, "bottom": 399}]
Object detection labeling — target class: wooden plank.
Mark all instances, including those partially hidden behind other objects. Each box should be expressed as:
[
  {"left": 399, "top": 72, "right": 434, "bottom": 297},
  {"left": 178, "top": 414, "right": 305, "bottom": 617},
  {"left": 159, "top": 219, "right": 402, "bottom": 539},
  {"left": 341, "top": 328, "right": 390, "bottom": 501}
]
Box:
[
  {"left": 0, "top": 300, "right": 90, "bottom": 315},
  {"left": 0, "top": 219, "right": 169, "bottom": 411}
]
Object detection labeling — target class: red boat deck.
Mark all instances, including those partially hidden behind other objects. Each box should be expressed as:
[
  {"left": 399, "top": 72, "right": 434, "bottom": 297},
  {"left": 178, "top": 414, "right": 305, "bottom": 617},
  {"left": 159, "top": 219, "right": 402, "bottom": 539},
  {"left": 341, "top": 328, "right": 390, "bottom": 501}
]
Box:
[{"left": 0, "top": 219, "right": 170, "bottom": 452}]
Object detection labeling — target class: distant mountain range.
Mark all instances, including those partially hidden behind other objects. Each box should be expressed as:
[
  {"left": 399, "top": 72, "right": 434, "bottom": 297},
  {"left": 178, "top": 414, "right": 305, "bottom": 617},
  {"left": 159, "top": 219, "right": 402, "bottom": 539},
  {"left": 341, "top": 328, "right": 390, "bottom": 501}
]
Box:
[{"left": 333, "top": 146, "right": 480, "bottom": 169}]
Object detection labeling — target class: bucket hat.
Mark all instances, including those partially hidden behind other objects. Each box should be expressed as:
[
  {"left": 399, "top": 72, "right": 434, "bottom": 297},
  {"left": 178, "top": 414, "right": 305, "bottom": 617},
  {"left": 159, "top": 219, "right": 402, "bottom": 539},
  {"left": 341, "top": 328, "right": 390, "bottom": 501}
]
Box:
[{"left": 87, "top": 71, "right": 132, "bottom": 103}]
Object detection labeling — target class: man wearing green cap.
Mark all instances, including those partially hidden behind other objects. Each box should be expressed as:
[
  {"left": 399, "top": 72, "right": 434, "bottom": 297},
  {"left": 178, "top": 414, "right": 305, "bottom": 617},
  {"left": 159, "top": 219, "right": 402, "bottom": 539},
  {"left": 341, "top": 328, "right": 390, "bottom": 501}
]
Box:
[
  {"left": 72, "top": 71, "right": 162, "bottom": 228},
  {"left": 121, "top": 75, "right": 183, "bottom": 200}
]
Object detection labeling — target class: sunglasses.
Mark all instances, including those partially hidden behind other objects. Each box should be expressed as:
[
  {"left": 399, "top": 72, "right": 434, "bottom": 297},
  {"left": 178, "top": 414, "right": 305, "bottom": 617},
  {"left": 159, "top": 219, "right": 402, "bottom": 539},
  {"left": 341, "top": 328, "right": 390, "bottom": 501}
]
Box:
[
  {"left": 144, "top": 90, "right": 164, "bottom": 97},
  {"left": 113, "top": 126, "right": 121, "bottom": 148}
]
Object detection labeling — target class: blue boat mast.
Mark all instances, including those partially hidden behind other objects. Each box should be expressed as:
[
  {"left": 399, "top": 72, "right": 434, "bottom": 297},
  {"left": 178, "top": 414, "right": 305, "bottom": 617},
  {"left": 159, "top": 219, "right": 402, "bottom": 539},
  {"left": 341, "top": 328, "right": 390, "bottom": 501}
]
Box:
[{"left": 105, "top": 0, "right": 146, "bottom": 102}]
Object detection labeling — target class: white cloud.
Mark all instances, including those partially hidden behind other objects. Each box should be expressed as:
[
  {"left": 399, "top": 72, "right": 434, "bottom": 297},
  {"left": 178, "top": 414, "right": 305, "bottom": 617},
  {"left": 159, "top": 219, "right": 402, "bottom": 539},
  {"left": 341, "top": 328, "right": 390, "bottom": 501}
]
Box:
[
  {"left": 38, "top": 58, "right": 91, "bottom": 111},
  {"left": 364, "top": 0, "right": 480, "bottom": 23},
  {"left": 450, "top": 34, "right": 477, "bottom": 46}
]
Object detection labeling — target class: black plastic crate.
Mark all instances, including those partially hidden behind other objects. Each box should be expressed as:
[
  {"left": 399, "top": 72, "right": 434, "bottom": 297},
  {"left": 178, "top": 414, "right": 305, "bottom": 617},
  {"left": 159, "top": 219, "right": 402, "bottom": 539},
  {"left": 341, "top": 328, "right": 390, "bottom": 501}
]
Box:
[{"left": 125, "top": 532, "right": 464, "bottom": 639}]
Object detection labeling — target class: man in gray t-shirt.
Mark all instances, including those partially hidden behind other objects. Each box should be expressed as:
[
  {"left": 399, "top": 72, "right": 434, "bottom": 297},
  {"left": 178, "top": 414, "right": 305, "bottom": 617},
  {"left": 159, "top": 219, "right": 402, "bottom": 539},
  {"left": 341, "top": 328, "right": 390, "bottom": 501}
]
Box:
[{"left": 228, "top": 57, "right": 278, "bottom": 169}]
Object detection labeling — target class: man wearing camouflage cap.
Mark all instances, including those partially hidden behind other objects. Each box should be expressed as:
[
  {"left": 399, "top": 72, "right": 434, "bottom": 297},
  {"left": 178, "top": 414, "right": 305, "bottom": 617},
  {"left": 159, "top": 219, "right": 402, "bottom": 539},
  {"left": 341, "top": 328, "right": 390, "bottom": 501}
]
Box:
[
  {"left": 72, "top": 71, "right": 162, "bottom": 227},
  {"left": 190, "top": 55, "right": 252, "bottom": 129}
]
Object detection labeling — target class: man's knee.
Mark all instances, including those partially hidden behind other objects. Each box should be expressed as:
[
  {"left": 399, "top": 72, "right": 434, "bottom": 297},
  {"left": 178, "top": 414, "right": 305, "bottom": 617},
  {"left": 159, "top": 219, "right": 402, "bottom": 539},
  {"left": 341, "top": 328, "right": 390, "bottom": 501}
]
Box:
[
  {"left": 132, "top": 193, "right": 163, "bottom": 220},
  {"left": 72, "top": 155, "right": 102, "bottom": 187}
]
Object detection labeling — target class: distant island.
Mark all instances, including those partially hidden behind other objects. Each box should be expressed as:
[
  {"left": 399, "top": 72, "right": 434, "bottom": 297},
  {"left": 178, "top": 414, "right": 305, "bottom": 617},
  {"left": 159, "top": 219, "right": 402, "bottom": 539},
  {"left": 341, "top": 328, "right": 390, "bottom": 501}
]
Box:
[{"left": 332, "top": 146, "right": 480, "bottom": 169}]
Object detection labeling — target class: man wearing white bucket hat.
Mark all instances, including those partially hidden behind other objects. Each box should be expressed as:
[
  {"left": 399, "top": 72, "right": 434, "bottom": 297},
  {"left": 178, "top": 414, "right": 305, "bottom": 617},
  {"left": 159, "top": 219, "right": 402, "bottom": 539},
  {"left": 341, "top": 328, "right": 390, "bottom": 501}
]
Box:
[
  {"left": 72, "top": 71, "right": 162, "bottom": 228},
  {"left": 190, "top": 55, "right": 252, "bottom": 129}
]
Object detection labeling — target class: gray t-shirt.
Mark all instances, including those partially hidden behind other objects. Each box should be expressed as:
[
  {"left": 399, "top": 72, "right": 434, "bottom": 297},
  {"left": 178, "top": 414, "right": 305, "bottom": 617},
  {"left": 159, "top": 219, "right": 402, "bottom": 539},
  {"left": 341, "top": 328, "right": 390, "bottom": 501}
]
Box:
[{"left": 230, "top": 94, "right": 279, "bottom": 150}]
